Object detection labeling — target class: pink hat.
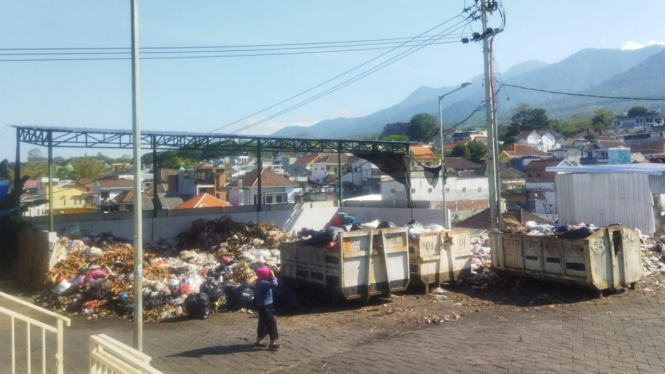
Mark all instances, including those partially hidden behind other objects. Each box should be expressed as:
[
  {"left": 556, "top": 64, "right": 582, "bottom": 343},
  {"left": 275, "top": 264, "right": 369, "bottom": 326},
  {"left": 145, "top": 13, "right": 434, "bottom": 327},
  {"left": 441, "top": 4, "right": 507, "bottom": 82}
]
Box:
[{"left": 255, "top": 267, "right": 270, "bottom": 282}]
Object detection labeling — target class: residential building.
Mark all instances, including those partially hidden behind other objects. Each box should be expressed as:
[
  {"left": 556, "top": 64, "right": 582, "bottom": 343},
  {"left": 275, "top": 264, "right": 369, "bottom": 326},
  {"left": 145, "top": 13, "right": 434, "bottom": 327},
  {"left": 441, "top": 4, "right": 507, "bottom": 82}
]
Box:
[
  {"left": 341, "top": 157, "right": 380, "bottom": 194},
  {"left": 434, "top": 129, "right": 487, "bottom": 148},
  {"left": 226, "top": 169, "right": 302, "bottom": 206},
  {"left": 524, "top": 159, "right": 575, "bottom": 214},
  {"left": 26, "top": 178, "right": 97, "bottom": 216},
  {"left": 498, "top": 143, "right": 550, "bottom": 164},
  {"left": 285, "top": 155, "right": 321, "bottom": 177},
  {"left": 168, "top": 166, "right": 227, "bottom": 201},
  {"left": 580, "top": 140, "right": 629, "bottom": 165},
  {"left": 443, "top": 158, "right": 483, "bottom": 175},
  {"left": 92, "top": 179, "right": 134, "bottom": 210},
  {"left": 516, "top": 130, "right": 564, "bottom": 152},
  {"left": 572, "top": 129, "right": 616, "bottom": 140},
  {"left": 382, "top": 122, "right": 410, "bottom": 138},
  {"left": 410, "top": 147, "right": 440, "bottom": 171},
  {"left": 622, "top": 132, "right": 665, "bottom": 157},
  {"left": 612, "top": 112, "right": 665, "bottom": 131},
  {"left": 157, "top": 168, "right": 179, "bottom": 184},
  {"left": 175, "top": 193, "right": 232, "bottom": 209},
  {"left": 474, "top": 163, "right": 526, "bottom": 192},
  {"left": 309, "top": 154, "right": 353, "bottom": 184}
]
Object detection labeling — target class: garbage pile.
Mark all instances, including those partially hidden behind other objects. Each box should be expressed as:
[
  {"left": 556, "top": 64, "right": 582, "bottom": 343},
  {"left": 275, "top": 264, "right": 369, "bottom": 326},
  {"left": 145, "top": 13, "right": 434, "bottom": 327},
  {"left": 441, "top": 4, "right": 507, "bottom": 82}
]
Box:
[
  {"left": 470, "top": 235, "right": 492, "bottom": 273},
  {"left": 640, "top": 235, "right": 665, "bottom": 276},
  {"left": 501, "top": 217, "right": 601, "bottom": 239},
  {"left": 36, "top": 218, "right": 295, "bottom": 322}
]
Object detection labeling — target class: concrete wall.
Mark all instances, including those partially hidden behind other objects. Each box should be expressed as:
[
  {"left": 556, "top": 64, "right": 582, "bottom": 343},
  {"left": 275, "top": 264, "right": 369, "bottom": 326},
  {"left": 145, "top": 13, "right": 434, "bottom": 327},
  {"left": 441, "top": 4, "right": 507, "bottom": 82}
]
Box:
[
  {"left": 29, "top": 202, "right": 339, "bottom": 242},
  {"left": 342, "top": 206, "right": 482, "bottom": 227}
]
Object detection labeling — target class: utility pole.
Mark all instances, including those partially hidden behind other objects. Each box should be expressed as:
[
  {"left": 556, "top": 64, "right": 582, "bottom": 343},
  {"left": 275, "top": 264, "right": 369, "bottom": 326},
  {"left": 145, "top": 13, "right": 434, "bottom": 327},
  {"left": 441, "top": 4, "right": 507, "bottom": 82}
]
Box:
[
  {"left": 481, "top": 0, "right": 502, "bottom": 231},
  {"left": 130, "top": 0, "right": 144, "bottom": 352}
]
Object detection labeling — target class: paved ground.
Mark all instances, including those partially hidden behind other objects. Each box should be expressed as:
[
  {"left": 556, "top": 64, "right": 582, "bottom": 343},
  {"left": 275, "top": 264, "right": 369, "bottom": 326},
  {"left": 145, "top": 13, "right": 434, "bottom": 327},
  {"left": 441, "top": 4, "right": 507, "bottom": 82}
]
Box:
[{"left": 3, "top": 276, "right": 665, "bottom": 374}]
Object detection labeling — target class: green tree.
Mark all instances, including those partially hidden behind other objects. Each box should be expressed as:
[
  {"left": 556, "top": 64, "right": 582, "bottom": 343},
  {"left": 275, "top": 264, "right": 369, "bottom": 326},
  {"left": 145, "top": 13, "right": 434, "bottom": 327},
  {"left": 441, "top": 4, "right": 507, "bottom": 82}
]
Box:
[
  {"left": 466, "top": 141, "right": 488, "bottom": 163},
  {"left": 584, "top": 133, "right": 597, "bottom": 142},
  {"left": 52, "top": 156, "right": 66, "bottom": 165},
  {"left": 627, "top": 106, "right": 658, "bottom": 118},
  {"left": 450, "top": 143, "right": 470, "bottom": 159},
  {"left": 407, "top": 113, "right": 438, "bottom": 142},
  {"left": 590, "top": 109, "right": 614, "bottom": 130},
  {"left": 69, "top": 157, "right": 110, "bottom": 181},
  {"left": 382, "top": 135, "right": 409, "bottom": 142},
  {"left": 510, "top": 104, "right": 550, "bottom": 132},
  {"left": 27, "top": 148, "right": 45, "bottom": 162}
]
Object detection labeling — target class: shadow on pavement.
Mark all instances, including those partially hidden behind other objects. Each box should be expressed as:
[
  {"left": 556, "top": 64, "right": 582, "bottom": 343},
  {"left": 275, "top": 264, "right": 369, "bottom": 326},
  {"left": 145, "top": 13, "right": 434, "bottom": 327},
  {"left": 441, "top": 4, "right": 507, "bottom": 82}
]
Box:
[{"left": 168, "top": 344, "right": 273, "bottom": 357}]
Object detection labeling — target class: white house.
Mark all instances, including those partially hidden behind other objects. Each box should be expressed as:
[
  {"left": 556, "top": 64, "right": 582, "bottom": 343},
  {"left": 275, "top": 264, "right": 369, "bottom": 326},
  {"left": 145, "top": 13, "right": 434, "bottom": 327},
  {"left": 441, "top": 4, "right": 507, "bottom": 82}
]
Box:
[
  {"left": 341, "top": 157, "right": 380, "bottom": 194},
  {"left": 92, "top": 179, "right": 134, "bottom": 206},
  {"left": 516, "top": 130, "right": 564, "bottom": 152},
  {"left": 309, "top": 154, "right": 354, "bottom": 184},
  {"left": 226, "top": 169, "right": 302, "bottom": 206}
]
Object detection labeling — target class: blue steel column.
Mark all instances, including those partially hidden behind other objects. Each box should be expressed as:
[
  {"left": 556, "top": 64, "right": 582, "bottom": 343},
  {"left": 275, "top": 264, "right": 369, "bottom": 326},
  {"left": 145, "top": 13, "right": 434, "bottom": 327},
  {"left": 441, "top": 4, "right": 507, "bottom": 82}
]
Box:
[{"left": 48, "top": 131, "right": 54, "bottom": 231}]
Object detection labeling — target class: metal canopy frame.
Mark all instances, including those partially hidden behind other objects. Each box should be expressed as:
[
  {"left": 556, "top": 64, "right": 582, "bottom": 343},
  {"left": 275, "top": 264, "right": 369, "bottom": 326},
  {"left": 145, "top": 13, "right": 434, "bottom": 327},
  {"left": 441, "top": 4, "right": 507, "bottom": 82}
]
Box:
[{"left": 13, "top": 125, "right": 412, "bottom": 230}]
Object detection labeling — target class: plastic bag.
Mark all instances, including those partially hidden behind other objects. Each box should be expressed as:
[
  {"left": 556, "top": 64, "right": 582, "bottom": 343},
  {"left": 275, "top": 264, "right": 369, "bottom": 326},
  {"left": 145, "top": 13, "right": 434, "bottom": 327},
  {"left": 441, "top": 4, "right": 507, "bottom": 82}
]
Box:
[
  {"left": 55, "top": 280, "right": 72, "bottom": 295},
  {"left": 84, "top": 269, "right": 108, "bottom": 283},
  {"left": 84, "top": 282, "right": 110, "bottom": 301},
  {"left": 378, "top": 221, "right": 397, "bottom": 229},
  {"left": 228, "top": 285, "right": 255, "bottom": 311},
  {"left": 184, "top": 293, "right": 210, "bottom": 320},
  {"left": 200, "top": 279, "right": 224, "bottom": 302}
]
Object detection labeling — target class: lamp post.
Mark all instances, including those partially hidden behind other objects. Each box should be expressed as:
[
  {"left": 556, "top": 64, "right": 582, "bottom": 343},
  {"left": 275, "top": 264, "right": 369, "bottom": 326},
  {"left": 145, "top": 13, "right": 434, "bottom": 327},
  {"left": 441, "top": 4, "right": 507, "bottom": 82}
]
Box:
[{"left": 438, "top": 81, "right": 472, "bottom": 228}]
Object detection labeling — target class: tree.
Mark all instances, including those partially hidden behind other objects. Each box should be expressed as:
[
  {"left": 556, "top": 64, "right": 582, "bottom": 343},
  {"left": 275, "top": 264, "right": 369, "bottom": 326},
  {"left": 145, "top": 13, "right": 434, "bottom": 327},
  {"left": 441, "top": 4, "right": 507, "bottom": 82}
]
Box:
[
  {"left": 53, "top": 156, "right": 66, "bottom": 165},
  {"left": 69, "top": 157, "right": 110, "bottom": 181},
  {"left": 450, "top": 144, "right": 470, "bottom": 159},
  {"left": 407, "top": 113, "right": 438, "bottom": 142},
  {"left": 27, "top": 148, "right": 45, "bottom": 162},
  {"left": 510, "top": 104, "right": 550, "bottom": 132},
  {"left": 590, "top": 109, "right": 614, "bottom": 129},
  {"left": 382, "top": 135, "right": 409, "bottom": 142},
  {"left": 584, "top": 133, "right": 597, "bottom": 142},
  {"left": 627, "top": 106, "right": 658, "bottom": 118},
  {"left": 466, "top": 141, "right": 488, "bottom": 163}
]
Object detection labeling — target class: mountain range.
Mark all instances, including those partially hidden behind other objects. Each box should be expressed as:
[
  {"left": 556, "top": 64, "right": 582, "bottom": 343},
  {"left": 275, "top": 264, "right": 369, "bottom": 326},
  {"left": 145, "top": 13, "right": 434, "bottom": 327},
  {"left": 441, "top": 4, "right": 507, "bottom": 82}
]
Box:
[{"left": 272, "top": 45, "right": 665, "bottom": 138}]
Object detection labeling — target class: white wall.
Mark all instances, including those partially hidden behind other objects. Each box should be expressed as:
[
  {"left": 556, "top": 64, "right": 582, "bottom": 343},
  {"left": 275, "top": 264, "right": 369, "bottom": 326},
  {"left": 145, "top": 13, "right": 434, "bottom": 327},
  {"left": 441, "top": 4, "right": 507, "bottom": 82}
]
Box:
[{"left": 381, "top": 176, "right": 489, "bottom": 202}]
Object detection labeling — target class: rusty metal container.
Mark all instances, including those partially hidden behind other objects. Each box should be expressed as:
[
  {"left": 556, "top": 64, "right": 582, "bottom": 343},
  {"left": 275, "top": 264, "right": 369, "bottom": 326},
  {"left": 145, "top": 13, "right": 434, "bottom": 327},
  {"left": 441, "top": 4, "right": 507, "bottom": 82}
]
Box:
[
  {"left": 408, "top": 230, "right": 472, "bottom": 293},
  {"left": 490, "top": 225, "right": 642, "bottom": 292},
  {"left": 279, "top": 227, "right": 410, "bottom": 300}
]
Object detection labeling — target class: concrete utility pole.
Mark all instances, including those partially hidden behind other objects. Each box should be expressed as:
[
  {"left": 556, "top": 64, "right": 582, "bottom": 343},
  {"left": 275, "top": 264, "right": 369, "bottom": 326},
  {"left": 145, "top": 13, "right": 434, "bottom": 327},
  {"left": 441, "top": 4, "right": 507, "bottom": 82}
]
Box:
[
  {"left": 130, "top": 0, "right": 144, "bottom": 351},
  {"left": 438, "top": 81, "right": 472, "bottom": 228},
  {"left": 481, "top": 0, "right": 502, "bottom": 231}
]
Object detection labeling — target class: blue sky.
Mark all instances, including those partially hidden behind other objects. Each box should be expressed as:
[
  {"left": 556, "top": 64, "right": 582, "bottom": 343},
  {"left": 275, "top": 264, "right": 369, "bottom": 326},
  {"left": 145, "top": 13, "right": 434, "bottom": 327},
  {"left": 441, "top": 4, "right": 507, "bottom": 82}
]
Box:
[{"left": 1, "top": 0, "right": 664, "bottom": 161}]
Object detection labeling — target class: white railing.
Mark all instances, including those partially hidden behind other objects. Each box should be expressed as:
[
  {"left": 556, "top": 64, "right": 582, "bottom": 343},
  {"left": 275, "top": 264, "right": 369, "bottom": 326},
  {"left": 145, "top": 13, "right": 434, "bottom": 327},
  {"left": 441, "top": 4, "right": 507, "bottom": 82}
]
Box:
[
  {"left": 89, "top": 334, "right": 163, "bottom": 374},
  {"left": 0, "top": 290, "right": 71, "bottom": 374}
]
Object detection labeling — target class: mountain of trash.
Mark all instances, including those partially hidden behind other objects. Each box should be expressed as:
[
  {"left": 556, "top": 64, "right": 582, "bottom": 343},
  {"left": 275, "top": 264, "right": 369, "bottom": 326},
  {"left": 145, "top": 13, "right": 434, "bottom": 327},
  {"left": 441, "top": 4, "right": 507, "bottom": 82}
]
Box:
[{"left": 36, "top": 217, "right": 296, "bottom": 322}]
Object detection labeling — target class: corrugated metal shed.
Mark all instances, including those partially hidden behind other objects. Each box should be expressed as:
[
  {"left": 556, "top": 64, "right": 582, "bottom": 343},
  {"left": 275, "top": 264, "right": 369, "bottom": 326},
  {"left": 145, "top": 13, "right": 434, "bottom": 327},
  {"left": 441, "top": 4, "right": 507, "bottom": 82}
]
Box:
[{"left": 555, "top": 173, "right": 656, "bottom": 235}]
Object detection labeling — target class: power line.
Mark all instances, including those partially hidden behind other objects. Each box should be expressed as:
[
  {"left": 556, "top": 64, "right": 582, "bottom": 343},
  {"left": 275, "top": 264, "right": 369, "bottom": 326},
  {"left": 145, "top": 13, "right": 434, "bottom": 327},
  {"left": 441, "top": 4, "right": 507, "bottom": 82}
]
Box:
[
  {"left": 0, "top": 41, "right": 462, "bottom": 62},
  {"left": 229, "top": 18, "right": 474, "bottom": 134},
  {"left": 210, "top": 12, "right": 473, "bottom": 133},
  {"left": 496, "top": 82, "right": 665, "bottom": 102},
  {"left": 0, "top": 34, "right": 467, "bottom": 52}
]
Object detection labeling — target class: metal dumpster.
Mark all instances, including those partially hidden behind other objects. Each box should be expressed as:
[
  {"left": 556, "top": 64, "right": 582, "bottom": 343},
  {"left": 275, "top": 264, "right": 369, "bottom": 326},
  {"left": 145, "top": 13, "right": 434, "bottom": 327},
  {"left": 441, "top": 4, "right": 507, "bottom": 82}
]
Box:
[
  {"left": 279, "top": 227, "right": 410, "bottom": 300},
  {"left": 491, "top": 225, "right": 642, "bottom": 292},
  {"left": 409, "top": 230, "right": 472, "bottom": 293}
]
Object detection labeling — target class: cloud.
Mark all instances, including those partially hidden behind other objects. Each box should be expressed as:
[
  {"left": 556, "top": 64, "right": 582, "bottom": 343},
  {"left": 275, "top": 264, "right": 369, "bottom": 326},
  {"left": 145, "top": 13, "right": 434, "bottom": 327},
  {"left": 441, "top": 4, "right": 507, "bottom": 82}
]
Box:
[
  {"left": 237, "top": 117, "right": 319, "bottom": 135},
  {"left": 621, "top": 39, "right": 665, "bottom": 50}
]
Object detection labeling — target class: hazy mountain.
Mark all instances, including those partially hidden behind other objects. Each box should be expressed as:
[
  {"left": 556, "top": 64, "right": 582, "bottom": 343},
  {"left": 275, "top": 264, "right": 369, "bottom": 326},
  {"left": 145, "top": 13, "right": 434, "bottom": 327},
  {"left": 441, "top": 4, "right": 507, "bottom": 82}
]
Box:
[{"left": 272, "top": 46, "right": 665, "bottom": 138}]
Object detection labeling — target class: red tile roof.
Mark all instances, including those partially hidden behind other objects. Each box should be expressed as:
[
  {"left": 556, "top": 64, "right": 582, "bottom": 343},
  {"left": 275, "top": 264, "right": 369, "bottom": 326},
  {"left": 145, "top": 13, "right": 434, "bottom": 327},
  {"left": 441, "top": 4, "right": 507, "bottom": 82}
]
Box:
[
  {"left": 175, "top": 193, "right": 231, "bottom": 209},
  {"left": 97, "top": 179, "right": 134, "bottom": 189},
  {"left": 410, "top": 147, "right": 434, "bottom": 157},
  {"left": 23, "top": 180, "right": 37, "bottom": 189},
  {"left": 226, "top": 169, "right": 299, "bottom": 188},
  {"left": 502, "top": 143, "right": 549, "bottom": 158}
]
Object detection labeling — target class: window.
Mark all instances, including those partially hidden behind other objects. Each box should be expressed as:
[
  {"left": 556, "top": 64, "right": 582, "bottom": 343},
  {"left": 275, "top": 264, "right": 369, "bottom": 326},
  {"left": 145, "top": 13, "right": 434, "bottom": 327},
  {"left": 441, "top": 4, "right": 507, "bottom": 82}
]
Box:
[
  {"left": 266, "top": 195, "right": 273, "bottom": 204},
  {"left": 101, "top": 192, "right": 110, "bottom": 199},
  {"left": 62, "top": 198, "right": 66, "bottom": 206},
  {"left": 428, "top": 188, "right": 433, "bottom": 193},
  {"left": 478, "top": 187, "right": 482, "bottom": 192},
  {"left": 536, "top": 173, "right": 541, "bottom": 178},
  {"left": 390, "top": 188, "right": 395, "bottom": 193},
  {"left": 462, "top": 187, "right": 466, "bottom": 192},
  {"left": 276, "top": 194, "right": 283, "bottom": 203},
  {"left": 446, "top": 187, "right": 449, "bottom": 192},
  {"left": 527, "top": 173, "right": 532, "bottom": 177},
  {"left": 411, "top": 188, "right": 416, "bottom": 193}
]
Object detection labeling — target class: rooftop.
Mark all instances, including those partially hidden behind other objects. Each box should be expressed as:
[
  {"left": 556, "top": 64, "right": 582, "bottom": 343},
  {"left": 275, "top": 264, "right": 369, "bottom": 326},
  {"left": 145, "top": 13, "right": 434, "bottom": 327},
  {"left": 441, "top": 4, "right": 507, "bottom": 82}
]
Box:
[
  {"left": 96, "top": 179, "right": 134, "bottom": 189},
  {"left": 502, "top": 143, "right": 550, "bottom": 158},
  {"left": 410, "top": 147, "right": 434, "bottom": 157},
  {"left": 444, "top": 157, "right": 483, "bottom": 171},
  {"left": 175, "top": 193, "right": 231, "bottom": 209},
  {"left": 226, "top": 168, "right": 300, "bottom": 188}
]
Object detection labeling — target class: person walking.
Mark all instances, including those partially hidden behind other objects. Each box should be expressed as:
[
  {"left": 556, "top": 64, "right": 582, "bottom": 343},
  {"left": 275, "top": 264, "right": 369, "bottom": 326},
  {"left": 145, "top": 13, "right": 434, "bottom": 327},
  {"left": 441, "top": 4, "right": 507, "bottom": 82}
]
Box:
[{"left": 253, "top": 267, "right": 280, "bottom": 350}]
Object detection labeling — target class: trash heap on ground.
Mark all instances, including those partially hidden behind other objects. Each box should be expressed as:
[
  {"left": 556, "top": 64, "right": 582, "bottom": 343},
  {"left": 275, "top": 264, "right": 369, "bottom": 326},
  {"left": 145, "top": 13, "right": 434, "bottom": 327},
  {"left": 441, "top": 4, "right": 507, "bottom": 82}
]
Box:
[
  {"left": 500, "top": 217, "right": 602, "bottom": 238},
  {"left": 36, "top": 217, "right": 297, "bottom": 322},
  {"left": 640, "top": 235, "right": 665, "bottom": 276}
]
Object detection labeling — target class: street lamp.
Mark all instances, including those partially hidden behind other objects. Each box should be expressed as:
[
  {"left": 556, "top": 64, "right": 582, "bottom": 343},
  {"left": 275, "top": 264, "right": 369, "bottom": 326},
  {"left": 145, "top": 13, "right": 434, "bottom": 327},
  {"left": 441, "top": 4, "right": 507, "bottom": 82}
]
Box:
[{"left": 438, "top": 81, "right": 472, "bottom": 228}]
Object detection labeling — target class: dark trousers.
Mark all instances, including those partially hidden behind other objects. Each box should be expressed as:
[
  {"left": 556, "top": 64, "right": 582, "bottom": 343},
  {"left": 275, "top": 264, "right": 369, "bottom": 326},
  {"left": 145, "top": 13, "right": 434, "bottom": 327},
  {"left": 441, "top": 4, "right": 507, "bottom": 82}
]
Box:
[{"left": 257, "top": 304, "right": 279, "bottom": 341}]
